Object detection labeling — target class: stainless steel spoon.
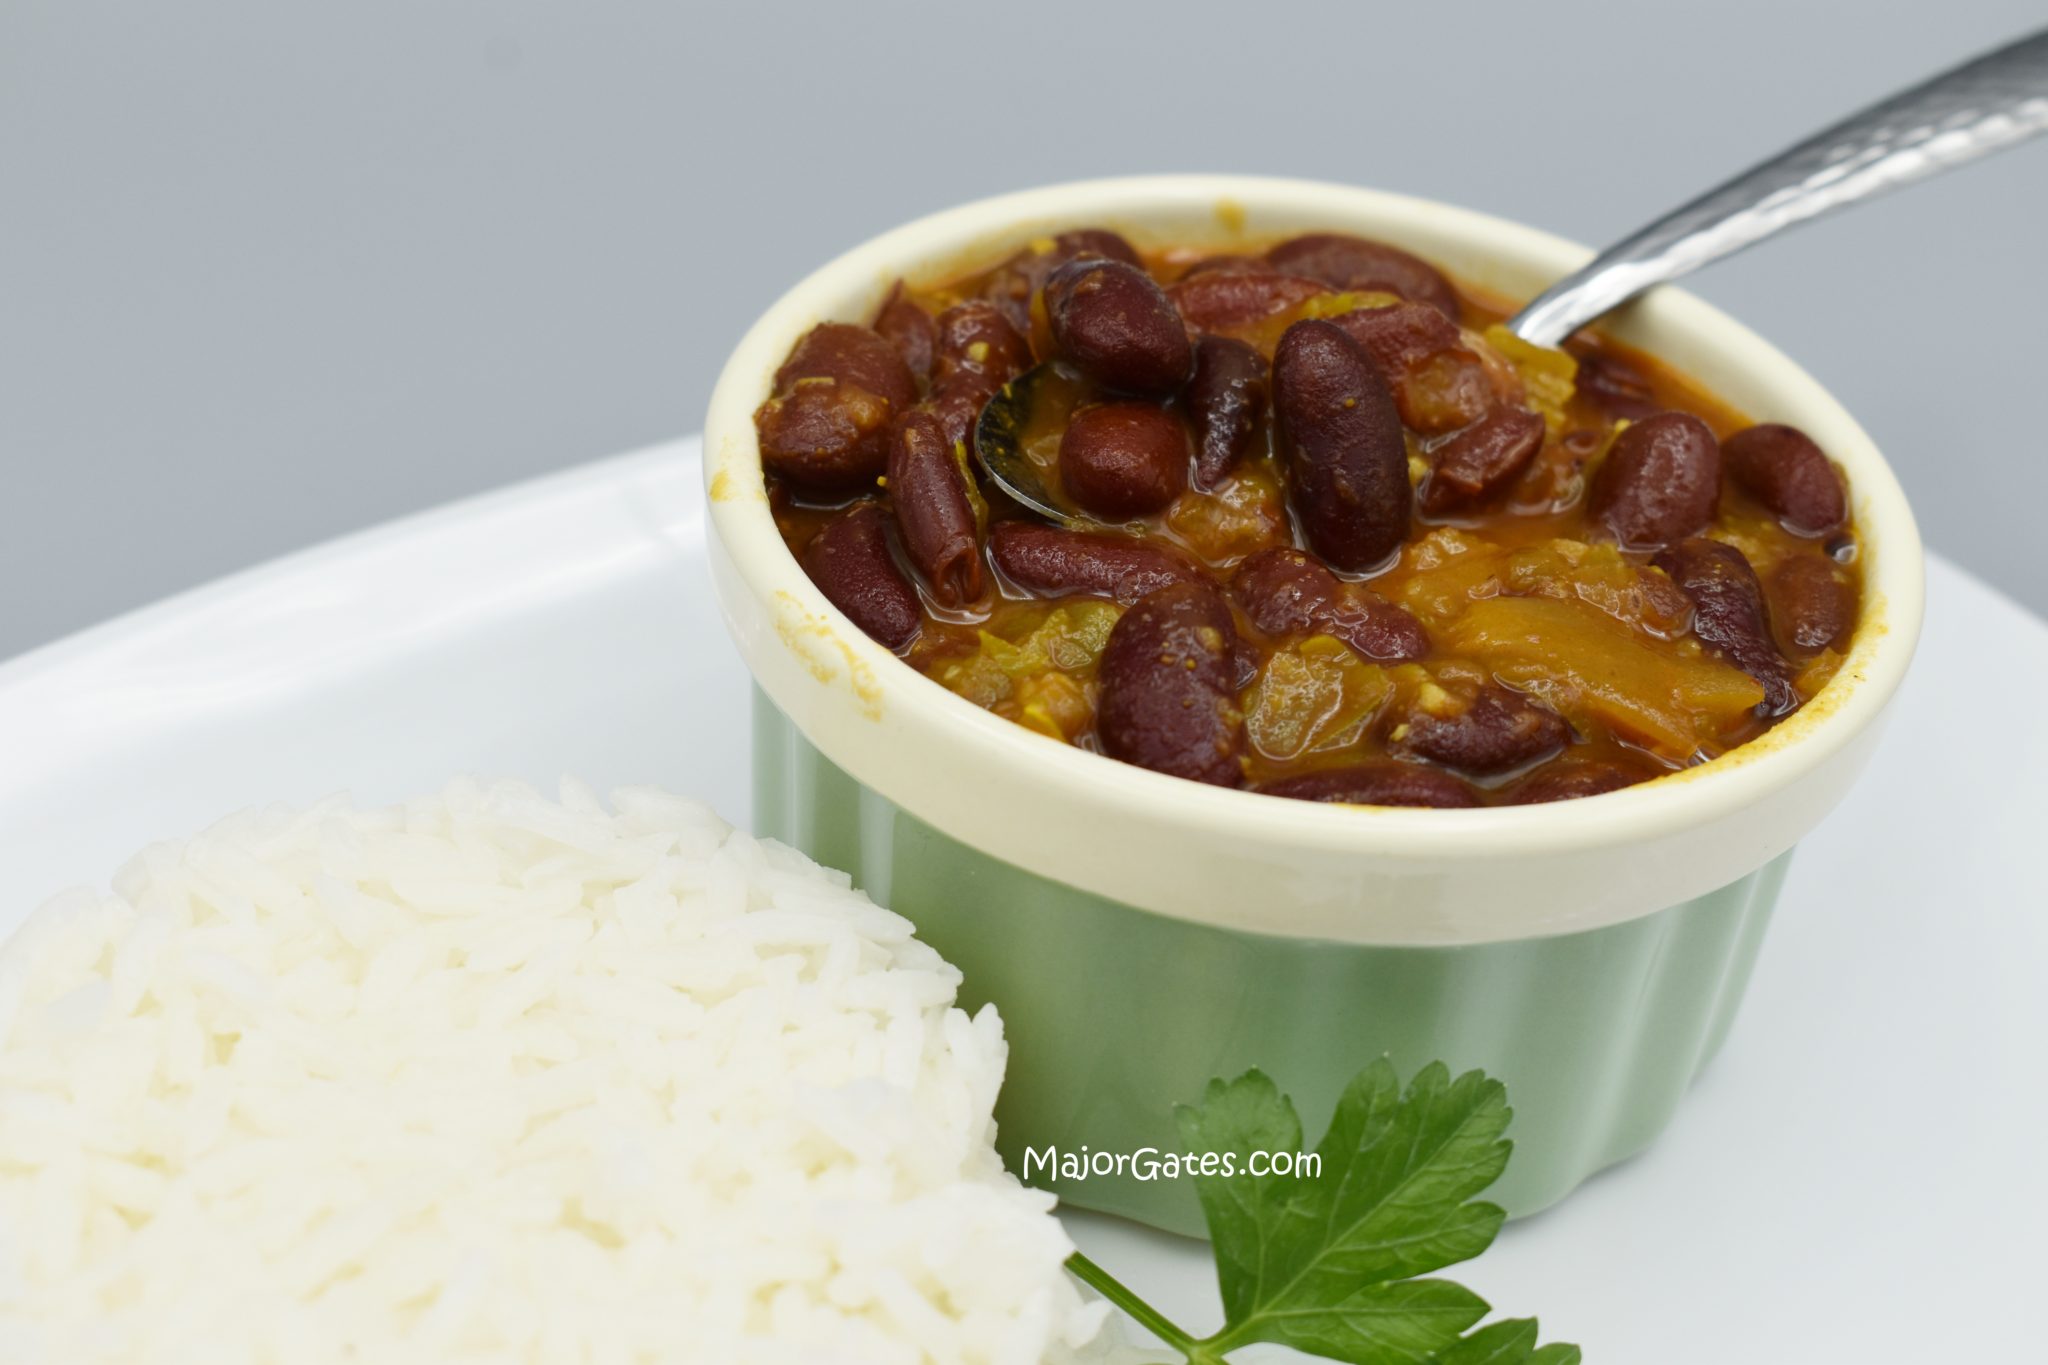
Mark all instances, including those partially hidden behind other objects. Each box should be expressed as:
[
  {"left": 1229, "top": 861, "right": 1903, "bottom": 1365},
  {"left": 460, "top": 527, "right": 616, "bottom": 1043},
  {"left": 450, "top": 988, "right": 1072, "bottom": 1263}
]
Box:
[
  {"left": 979, "top": 27, "right": 2048, "bottom": 521},
  {"left": 974, "top": 362, "right": 1074, "bottom": 523},
  {"left": 1511, "top": 26, "right": 2048, "bottom": 346}
]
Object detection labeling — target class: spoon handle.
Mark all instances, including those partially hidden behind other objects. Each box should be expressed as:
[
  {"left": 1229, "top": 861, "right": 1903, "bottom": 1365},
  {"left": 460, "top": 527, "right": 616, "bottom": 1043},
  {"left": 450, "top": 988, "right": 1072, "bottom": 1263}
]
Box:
[{"left": 1509, "top": 28, "right": 2048, "bottom": 347}]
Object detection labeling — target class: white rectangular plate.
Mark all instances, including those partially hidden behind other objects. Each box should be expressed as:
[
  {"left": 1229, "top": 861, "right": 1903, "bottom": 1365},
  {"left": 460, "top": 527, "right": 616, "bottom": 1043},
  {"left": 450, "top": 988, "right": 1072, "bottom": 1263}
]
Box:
[{"left": 2, "top": 438, "right": 2041, "bottom": 1361}]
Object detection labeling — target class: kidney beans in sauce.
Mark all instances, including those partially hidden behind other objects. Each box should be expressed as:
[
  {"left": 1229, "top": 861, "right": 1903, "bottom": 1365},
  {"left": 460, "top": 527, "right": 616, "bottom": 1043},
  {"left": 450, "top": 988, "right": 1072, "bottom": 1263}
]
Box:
[
  {"left": 1264, "top": 233, "right": 1462, "bottom": 319},
  {"left": 755, "top": 323, "right": 920, "bottom": 495},
  {"left": 1097, "top": 581, "right": 1246, "bottom": 786},
  {"left": 1179, "top": 254, "right": 1272, "bottom": 277},
  {"left": 1327, "top": 303, "right": 1493, "bottom": 434},
  {"left": 1230, "top": 547, "right": 1428, "bottom": 662},
  {"left": 982, "top": 228, "right": 1142, "bottom": 333},
  {"left": 1724, "top": 423, "right": 1848, "bottom": 537},
  {"left": 873, "top": 281, "right": 936, "bottom": 381},
  {"left": 1572, "top": 350, "right": 1661, "bottom": 419},
  {"left": 1168, "top": 269, "right": 1330, "bottom": 336},
  {"left": 1770, "top": 555, "right": 1855, "bottom": 654},
  {"left": 927, "top": 301, "right": 1034, "bottom": 452},
  {"left": 1654, "top": 538, "right": 1800, "bottom": 716},
  {"left": 1059, "top": 402, "right": 1189, "bottom": 519},
  {"left": 1509, "top": 761, "right": 1649, "bottom": 804},
  {"left": 1044, "top": 258, "right": 1195, "bottom": 397},
  {"left": 1328, "top": 300, "right": 1457, "bottom": 369},
  {"left": 1273, "top": 318, "right": 1411, "bottom": 570},
  {"left": 1421, "top": 406, "right": 1546, "bottom": 514},
  {"left": 1589, "top": 411, "right": 1722, "bottom": 549},
  {"left": 774, "top": 321, "right": 919, "bottom": 408},
  {"left": 1258, "top": 763, "right": 1479, "bottom": 808},
  {"left": 933, "top": 300, "right": 1034, "bottom": 391},
  {"left": 1392, "top": 684, "right": 1572, "bottom": 776},
  {"left": 887, "top": 408, "right": 982, "bottom": 605},
  {"left": 758, "top": 229, "right": 1864, "bottom": 806},
  {"left": 989, "top": 522, "right": 1200, "bottom": 604},
  {"left": 1185, "top": 336, "right": 1269, "bottom": 488},
  {"left": 801, "top": 502, "right": 922, "bottom": 651}
]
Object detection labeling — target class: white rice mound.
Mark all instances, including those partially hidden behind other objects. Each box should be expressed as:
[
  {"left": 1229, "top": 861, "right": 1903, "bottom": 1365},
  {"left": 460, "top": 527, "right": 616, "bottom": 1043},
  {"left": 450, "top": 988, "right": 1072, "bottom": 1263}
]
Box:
[{"left": 0, "top": 779, "right": 1113, "bottom": 1364}]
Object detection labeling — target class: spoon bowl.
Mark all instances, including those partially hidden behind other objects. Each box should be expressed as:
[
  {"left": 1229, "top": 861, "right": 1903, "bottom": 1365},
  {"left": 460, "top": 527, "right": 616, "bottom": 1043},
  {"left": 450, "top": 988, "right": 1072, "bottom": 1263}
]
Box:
[
  {"left": 1510, "top": 26, "right": 2048, "bottom": 345},
  {"left": 972, "top": 361, "right": 1084, "bottom": 524}
]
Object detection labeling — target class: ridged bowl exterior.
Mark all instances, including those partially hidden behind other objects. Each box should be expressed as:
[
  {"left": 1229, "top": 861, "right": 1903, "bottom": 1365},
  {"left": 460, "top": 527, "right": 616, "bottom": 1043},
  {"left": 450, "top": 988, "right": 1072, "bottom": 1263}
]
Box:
[
  {"left": 706, "top": 177, "right": 1923, "bottom": 1235},
  {"left": 756, "top": 692, "right": 1787, "bottom": 1231}
]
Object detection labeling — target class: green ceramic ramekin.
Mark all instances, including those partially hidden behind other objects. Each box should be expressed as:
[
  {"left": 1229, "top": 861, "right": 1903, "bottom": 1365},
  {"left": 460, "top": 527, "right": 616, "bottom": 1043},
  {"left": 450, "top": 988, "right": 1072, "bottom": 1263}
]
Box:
[{"left": 703, "top": 177, "right": 1924, "bottom": 1235}]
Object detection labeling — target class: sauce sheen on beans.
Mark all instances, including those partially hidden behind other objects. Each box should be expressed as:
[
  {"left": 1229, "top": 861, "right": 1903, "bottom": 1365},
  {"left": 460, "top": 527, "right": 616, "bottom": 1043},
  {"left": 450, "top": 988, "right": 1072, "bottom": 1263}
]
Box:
[{"left": 757, "top": 227, "right": 1864, "bottom": 806}]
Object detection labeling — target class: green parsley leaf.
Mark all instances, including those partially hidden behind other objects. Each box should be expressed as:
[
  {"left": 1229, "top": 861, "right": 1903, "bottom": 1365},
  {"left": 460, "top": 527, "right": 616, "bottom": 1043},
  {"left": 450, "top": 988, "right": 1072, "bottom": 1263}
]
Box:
[
  {"left": 1061, "top": 1059, "right": 1579, "bottom": 1363},
  {"left": 1163, "top": 1057, "right": 1576, "bottom": 1364},
  {"left": 1425, "top": 1317, "right": 1582, "bottom": 1365}
]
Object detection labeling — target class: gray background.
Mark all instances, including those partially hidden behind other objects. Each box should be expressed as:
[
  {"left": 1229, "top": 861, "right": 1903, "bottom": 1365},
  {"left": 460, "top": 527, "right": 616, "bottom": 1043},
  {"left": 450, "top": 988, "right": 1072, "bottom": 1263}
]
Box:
[{"left": 4, "top": 0, "right": 2043, "bottom": 661}]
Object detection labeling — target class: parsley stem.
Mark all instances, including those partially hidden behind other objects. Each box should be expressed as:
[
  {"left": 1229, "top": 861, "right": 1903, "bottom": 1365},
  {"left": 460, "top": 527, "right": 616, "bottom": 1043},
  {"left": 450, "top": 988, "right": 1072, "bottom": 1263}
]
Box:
[{"left": 1063, "top": 1251, "right": 1203, "bottom": 1357}]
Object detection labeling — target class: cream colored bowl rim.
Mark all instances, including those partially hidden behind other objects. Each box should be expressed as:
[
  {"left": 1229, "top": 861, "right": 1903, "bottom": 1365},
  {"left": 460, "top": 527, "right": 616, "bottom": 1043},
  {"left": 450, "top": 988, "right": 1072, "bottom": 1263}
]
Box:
[{"left": 704, "top": 174, "right": 1924, "bottom": 864}]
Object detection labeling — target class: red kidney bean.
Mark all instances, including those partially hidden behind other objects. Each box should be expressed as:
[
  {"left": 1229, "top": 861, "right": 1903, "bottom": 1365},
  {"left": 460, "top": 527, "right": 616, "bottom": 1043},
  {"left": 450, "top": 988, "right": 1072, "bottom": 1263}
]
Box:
[
  {"left": 1264, "top": 233, "right": 1461, "bottom": 319},
  {"left": 933, "top": 300, "right": 1034, "bottom": 391},
  {"left": 1230, "top": 547, "right": 1429, "bottom": 661},
  {"left": 1326, "top": 303, "right": 1492, "bottom": 434},
  {"left": 983, "top": 228, "right": 1143, "bottom": 332},
  {"left": 1257, "top": 763, "right": 1478, "bottom": 808},
  {"left": 1654, "top": 538, "right": 1799, "bottom": 715},
  {"left": 1315, "top": 591, "right": 1430, "bottom": 663},
  {"left": 926, "top": 300, "right": 1034, "bottom": 451},
  {"left": 1724, "top": 423, "right": 1847, "bottom": 537},
  {"left": 1096, "top": 581, "right": 1246, "bottom": 786},
  {"left": 988, "top": 521, "right": 1201, "bottom": 604},
  {"left": 873, "top": 280, "right": 936, "bottom": 382},
  {"left": 1229, "top": 549, "right": 1335, "bottom": 636},
  {"left": 1045, "top": 258, "right": 1195, "bottom": 397},
  {"left": 1770, "top": 555, "right": 1855, "bottom": 654},
  {"left": 772, "top": 322, "right": 918, "bottom": 403},
  {"left": 755, "top": 384, "right": 893, "bottom": 495},
  {"left": 801, "top": 502, "right": 921, "bottom": 651},
  {"left": 1059, "top": 402, "right": 1189, "bottom": 519},
  {"left": 1509, "top": 760, "right": 1650, "bottom": 804},
  {"left": 1064, "top": 227, "right": 1146, "bottom": 261},
  {"left": 925, "top": 388, "right": 987, "bottom": 468},
  {"left": 1272, "top": 319, "right": 1411, "bottom": 570},
  {"left": 1057, "top": 228, "right": 1143, "bottom": 265},
  {"left": 1185, "top": 336, "right": 1268, "bottom": 488},
  {"left": 1328, "top": 300, "right": 1459, "bottom": 371},
  {"left": 1167, "top": 269, "right": 1329, "bottom": 335},
  {"left": 1179, "top": 254, "right": 1270, "bottom": 277},
  {"left": 887, "top": 408, "right": 982, "bottom": 606},
  {"left": 1421, "top": 406, "right": 1546, "bottom": 514},
  {"left": 1392, "top": 685, "right": 1572, "bottom": 776},
  {"left": 1573, "top": 351, "right": 1660, "bottom": 419},
  {"left": 1590, "top": 411, "right": 1721, "bottom": 549},
  {"left": 755, "top": 323, "right": 920, "bottom": 495}
]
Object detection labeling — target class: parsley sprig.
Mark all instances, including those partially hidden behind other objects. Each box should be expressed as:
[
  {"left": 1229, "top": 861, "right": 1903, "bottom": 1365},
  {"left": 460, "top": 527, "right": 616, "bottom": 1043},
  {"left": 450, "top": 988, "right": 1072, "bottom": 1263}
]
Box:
[{"left": 1066, "top": 1060, "right": 1579, "bottom": 1364}]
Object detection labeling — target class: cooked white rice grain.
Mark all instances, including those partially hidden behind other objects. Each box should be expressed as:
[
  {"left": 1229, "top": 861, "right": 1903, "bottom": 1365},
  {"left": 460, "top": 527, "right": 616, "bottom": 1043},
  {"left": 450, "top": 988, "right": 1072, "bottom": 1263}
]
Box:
[{"left": 0, "top": 779, "right": 1116, "bottom": 1364}]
